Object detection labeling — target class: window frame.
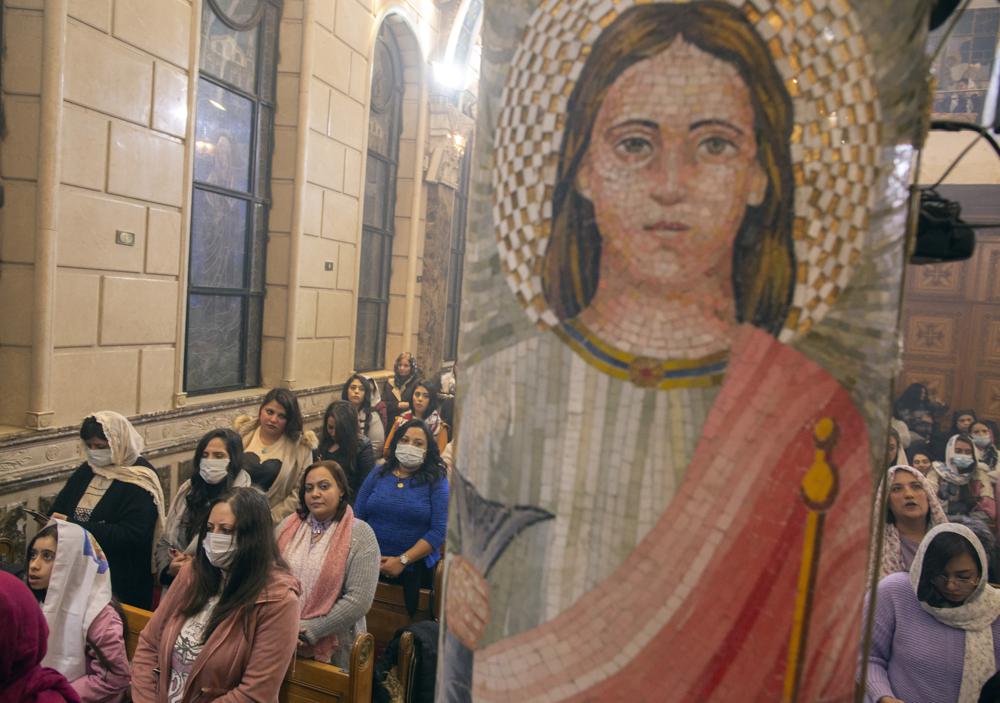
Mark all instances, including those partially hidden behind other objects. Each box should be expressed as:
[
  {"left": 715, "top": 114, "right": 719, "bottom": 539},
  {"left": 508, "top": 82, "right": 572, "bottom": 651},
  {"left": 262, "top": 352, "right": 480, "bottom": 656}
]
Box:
[
  {"left": 355, "top": 26, "right": 405, "bottom": 372},
  {"left": 183, "top": 0, "right": 282, "bottom": 395}
]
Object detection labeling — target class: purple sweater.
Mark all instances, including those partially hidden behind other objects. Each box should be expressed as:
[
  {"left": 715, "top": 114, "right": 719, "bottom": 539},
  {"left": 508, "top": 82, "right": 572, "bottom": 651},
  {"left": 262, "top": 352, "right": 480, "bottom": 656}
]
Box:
[
  {"left": 866, "top": 571, "right": 1000, "bottom": 702},
  {"left": 355, "top": 469, "right": 449, "bottom": 569}
]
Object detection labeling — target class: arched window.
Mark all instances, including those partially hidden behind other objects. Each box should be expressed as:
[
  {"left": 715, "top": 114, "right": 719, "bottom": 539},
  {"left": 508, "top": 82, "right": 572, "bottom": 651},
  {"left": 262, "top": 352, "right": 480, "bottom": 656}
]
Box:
[
  {"left": 184, "top": 0, "right": 281, "bottom": 394},
  {"left": 355, "top": 24, "right": 404, "bottom": 372}
]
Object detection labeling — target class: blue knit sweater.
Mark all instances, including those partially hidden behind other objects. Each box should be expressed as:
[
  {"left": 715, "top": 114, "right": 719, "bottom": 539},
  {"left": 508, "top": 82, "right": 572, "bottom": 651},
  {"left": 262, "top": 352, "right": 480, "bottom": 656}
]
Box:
[{"left": 355, "top": 468, "right": 449, "bottom": 569}]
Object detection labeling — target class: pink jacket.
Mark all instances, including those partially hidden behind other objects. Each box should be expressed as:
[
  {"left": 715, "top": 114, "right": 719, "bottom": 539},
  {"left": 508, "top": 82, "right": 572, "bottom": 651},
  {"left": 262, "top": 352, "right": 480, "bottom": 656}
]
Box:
[
  {"left": 72, "top": 605, "right": 129, "bottom": 703},
  {"left": 130, "top": 564, "right": 300, "bottom": 703}
]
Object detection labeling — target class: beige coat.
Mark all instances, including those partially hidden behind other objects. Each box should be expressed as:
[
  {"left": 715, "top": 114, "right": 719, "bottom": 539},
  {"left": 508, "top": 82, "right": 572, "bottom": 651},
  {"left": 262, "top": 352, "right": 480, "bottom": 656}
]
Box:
[{"left": 235, "top": 415, "right": 317, "bottom": 523}]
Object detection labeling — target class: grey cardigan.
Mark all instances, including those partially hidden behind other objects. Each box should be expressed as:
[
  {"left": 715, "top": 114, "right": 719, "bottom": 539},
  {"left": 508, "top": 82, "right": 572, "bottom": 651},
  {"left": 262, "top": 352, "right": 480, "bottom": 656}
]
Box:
[{"left": 283, "top": 517, "right": 381, "bottom": 670}]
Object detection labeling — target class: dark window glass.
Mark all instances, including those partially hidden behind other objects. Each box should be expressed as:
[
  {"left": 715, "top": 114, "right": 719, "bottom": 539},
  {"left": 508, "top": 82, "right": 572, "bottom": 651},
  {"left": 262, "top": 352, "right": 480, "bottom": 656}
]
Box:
[
  {"left": 354, "top": 24, "right": 404, "bottom": 372},
  {"left": 444, "top": 148, "right": 471, "bottom": 361},
  {"left": 186, "top": 294, "right": 244, "bottom": 391},
  {"left": 193, "top": 79, "right": 254, "bottom": 192},
  {"left": 185, "top": 0, "right": 282, "bottom": 395},
  {"left": 189, "top": 189, "right": 249, "bottom": 289}
]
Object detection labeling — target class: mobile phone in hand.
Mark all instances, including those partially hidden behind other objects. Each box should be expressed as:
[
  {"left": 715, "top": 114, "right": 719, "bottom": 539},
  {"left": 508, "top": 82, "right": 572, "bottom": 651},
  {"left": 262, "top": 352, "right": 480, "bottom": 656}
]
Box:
[{"left": 20, "top": 507, "right": 50, "bottom": 525}]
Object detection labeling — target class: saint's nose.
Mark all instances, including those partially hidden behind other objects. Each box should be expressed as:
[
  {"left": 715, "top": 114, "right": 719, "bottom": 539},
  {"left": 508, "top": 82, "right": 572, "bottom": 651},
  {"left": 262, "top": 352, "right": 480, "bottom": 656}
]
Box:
[{"left": 648, "top": 143, "right": 691, "bottom": 206}]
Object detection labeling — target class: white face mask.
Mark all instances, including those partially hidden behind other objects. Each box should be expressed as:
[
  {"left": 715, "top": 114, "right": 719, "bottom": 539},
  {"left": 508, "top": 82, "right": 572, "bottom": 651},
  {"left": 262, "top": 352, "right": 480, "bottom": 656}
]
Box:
[
  {"left": 952, "top": 454, "right": 975, "bottom": 470},
  {"left": 395, "top": 443, "right": 426, "bottom": 468},
  {"left": 199, "top": 458, "right": 230, "bottom": 485},
  {"left": 85, "top": 447, "right": 114, "bottom": 468},
  {"left": 973, "top": 436, "right": 992, "bottom": 449},
  {"left": 203, "top": 532, "right": 236, "bottom": 569}
]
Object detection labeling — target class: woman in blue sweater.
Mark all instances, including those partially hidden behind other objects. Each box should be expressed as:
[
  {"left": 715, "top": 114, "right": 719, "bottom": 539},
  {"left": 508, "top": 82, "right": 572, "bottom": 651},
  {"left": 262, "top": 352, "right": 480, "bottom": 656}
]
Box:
[{"left": 355, "top": 418, "right": 448, "bottom": 616}]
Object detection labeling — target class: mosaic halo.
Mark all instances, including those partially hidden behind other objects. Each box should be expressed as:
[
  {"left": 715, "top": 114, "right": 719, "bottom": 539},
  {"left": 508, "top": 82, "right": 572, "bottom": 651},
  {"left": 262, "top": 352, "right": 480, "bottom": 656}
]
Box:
[{"left": 493, "top": 0, "right": 882, "bottom": 342}]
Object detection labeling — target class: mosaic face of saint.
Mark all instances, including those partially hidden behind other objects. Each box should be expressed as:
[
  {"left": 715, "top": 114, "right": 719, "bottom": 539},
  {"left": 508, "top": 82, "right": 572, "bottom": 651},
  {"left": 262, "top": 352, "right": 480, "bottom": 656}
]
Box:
[{"left": 577, "top": 39, "right": 767, "bottom": 299}]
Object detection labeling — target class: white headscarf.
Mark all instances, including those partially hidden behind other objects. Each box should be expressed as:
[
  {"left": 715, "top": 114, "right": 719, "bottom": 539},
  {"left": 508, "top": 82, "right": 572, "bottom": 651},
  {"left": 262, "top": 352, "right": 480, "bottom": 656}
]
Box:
[
  {"left": 935, "top": 434, "right": 984, "bottom": 486},
  {"left": 88, "top": 411, "right": 165, "bottom": 528},
  {"left": 873, "top": 464, "right": 948, "bottom": 579},
  {"left": 909, "top": 523, "right": 1000, "bottom": 703},
  {"left": 39, "top": 520, "right": 114, "bottom": 681}
]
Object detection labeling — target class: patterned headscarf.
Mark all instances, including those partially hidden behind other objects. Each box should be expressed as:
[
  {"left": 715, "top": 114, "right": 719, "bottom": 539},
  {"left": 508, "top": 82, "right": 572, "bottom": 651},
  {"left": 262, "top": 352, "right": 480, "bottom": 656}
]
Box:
[
  {"left": 910, "top": 523, "right": 1000, "bottom": 703},
  {"left": 875, "top": 464, "right": 947, "bottom": 579}
]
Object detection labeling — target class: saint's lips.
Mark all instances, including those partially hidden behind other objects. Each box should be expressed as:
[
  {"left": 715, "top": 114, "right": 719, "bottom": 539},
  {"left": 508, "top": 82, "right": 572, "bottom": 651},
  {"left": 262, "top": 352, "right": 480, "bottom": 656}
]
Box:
[{"left": 643, "top": 221, "right": 691, "bottom": 232}]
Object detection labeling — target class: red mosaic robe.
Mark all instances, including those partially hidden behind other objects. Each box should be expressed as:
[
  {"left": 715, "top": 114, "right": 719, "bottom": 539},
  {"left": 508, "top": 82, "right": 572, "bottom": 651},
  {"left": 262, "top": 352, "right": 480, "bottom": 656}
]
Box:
[{"left": 468, "top": 326, "right": 873, "bottom": 702}]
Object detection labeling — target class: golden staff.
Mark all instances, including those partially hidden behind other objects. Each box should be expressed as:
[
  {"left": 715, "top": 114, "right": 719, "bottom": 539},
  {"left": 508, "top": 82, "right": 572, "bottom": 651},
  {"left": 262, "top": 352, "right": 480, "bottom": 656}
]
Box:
[{"left": 783, "top": 417, "right": 840, "bottom": 703}]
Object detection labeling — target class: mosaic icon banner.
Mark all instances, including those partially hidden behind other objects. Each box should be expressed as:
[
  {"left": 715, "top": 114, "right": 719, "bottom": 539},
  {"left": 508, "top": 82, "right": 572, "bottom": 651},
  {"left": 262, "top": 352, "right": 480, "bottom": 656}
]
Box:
[{"left": 438, "top": 0, "right": 933, "bottom": 700}]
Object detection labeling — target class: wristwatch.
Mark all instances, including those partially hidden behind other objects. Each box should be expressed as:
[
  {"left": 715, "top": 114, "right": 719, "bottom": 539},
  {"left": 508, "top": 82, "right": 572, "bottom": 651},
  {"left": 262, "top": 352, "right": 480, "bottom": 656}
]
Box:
[{"left": 400, "top": 553, "right": 410, "bottom": 565}]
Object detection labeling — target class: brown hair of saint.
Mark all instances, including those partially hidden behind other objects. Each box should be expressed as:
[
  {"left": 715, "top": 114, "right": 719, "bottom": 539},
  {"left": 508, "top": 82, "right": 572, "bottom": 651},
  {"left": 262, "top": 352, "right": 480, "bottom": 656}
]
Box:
[{"left": 542, "top": 0, "right": 795, "bottom": 336}]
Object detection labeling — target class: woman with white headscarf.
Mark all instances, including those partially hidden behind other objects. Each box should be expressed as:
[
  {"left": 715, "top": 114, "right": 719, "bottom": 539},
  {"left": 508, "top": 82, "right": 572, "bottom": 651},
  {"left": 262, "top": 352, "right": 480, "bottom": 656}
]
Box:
[
  {"left": 24, "top": 520, "right": 129, "bottom": 703},
  {"left": 49, "top": 411, "right": 165, "bottom": 608},
  {"left": 875, "top": 464, "right": 948, "bottom": 580},
  {"left": 865, "top": 523, "right": 1000, "bottom": 703},
  {"left": 927, "top": 434, "right": 996, "bottom": 528}
]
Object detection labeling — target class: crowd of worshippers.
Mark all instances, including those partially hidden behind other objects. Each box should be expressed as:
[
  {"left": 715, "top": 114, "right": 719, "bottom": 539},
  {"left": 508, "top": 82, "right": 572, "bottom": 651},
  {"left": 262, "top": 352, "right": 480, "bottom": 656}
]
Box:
[
  {"left": 868, "top": 383, "right": 1000, "bottom": 703},
  {"left": 0, "top": 352, "right": 452, "bottom": 703}
]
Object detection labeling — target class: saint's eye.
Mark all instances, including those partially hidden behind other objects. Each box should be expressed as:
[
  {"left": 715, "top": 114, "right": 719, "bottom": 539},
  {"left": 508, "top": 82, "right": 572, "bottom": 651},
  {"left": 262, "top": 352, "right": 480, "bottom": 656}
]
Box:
[
  {"left": 698, "top": 135, "right": 739, "bottom": 157},
  {"left": 614, "top": 136, "right": 654, "bottom": 158}
]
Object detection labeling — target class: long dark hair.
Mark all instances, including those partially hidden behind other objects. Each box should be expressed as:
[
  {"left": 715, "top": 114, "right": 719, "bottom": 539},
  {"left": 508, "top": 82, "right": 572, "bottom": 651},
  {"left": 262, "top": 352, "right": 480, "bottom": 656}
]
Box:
[
  {"left": 894, "top": 383, "right": 930, "bottom": 417},
  {"left": 319, "top": 401, "right": 360, "bottom": 476},
  {"left": 950, "top": 409, "right": 978, "bottom": 436},
  {"left": 25, "top": 525, "right": 58, "bottom": 602},
  {"left": 296, "top": 461, "right": 350, "bottom": 521},
  {"left": 259, "top": 388, "right": 304, "bottom": 441},
  {"left": 393, "top": 352, "right": 419, "bottom": 390},
  {"left": 341, "top": 373, "right": 374, "bottom": 433},
  {"left": 542, "top": 1, "right": 794, "bottom": 334},
  {"left": 183, "top": 429, "right": 246, "bottom": 545},
  {"left": 410, "top": 379, "right": 440, "bottom": 420},
  {"left": 381, "top": 418, "right": 446, "bottom": 486},
  {"left": 917, "top": 531, "right": 982, "bottom": 607},
  {"left": 79, "top": 416, "right": 107, "bottom": 442},
  {"left": 182, "top": 487, "right": 288, "bottom": 641}
]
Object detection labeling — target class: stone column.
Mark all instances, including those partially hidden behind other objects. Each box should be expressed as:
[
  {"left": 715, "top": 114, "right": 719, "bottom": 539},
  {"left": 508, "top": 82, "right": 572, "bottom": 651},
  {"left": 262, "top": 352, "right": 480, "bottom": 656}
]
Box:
[{"left": 417, "top": 95, "right": 474, "bottom": 376}]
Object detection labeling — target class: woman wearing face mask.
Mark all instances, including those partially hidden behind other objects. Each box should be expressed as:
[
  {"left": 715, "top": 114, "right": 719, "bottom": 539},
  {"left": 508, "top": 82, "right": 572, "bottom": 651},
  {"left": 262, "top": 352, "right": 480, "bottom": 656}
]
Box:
[
  {"left": 356, "top": 419, "right": 449, "bottom": 617},
  {"left": 131, "top": 487, "right": 300, "bottom": 703},
  {"left": 155, "top": 429, "right": 250, "bottom": 589},
  {"left": 0, "top": 571, "right": 80, "bottom": 703},
  {"left": 928, "top": 434, "right": 996, "bottom": 524},
  {"left": 382, "top": 353, "right": 420, "bottom": 430},
  {"left": 235, "top": 388, "right": 317, "bottom": 523},
  {"left": 874, "top": 465, "right": 948, "bottom": 579},
  {"left": 316, "top": 401, "right": 375, "bottom": 504},
  {"left": 49, "top": 412, "right": 165, "bottom": 609},
  {"left": 865, "top": 523, "right": 1000, "bottom": 703},
  {"left": 382, "top": 380, "right": 449, "bottom": 459},
  {"left": 276, "top": 461, "right": 380, "bottom": 669},
  {"left": 971, "top": 422, "right": 999, "bottom": 473},
  {"left": 341, "top": 374, "right": 385, "bottom": 456},
  {"left": 24, "top": 522, "right": 129, "bottom": 703}
]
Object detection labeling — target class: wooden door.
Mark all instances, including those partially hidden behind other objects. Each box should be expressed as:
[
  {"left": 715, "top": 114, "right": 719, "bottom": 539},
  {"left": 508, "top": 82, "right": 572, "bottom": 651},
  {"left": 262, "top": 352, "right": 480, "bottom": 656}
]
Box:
[{"left": 899, "top": 228, "right": 1000, "bottom": 423}]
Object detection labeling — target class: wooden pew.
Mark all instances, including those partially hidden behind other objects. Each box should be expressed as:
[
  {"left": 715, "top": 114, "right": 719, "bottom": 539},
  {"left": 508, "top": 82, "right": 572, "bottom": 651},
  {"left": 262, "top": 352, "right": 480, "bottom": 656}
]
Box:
[
  {"left": 122, "top": 604, "right": 377, "bottom": 703},
  {"left": 366, "top": 582, "right": 434, "bottom": 649}
]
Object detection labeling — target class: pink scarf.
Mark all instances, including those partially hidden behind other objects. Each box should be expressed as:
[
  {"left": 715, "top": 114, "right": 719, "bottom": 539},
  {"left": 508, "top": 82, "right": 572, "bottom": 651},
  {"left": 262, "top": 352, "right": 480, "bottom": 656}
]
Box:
[{"left": 276, "top": 505, "right": 355, "bottom": 661}]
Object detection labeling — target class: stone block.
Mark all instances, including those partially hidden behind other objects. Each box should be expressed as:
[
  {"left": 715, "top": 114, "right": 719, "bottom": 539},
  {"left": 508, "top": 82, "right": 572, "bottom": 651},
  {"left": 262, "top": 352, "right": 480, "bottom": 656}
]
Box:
[
  {"left": 146, "top": 208, "right": 182, "bottom": 276},
  {"left": 61, "top": 106, "right": 108, "bottom": 191},
  {"left": 100, "top": 276, "right": 178, "bottom": 345},
  {"left": 54, "top": 270, "right": 100, "bottom": 347},
  {"left": 107, "top": 122, "right": 184, "bottom": 206},
  {"left": 66, "top": 21, "right": 153, "bottom": 124},
  {"left": 58, "top": 189, "right": 147, "bottom": 272}
]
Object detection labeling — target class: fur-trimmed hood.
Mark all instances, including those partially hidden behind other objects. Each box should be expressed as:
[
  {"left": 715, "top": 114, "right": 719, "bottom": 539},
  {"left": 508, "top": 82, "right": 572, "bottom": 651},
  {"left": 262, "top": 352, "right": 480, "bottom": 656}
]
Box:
[{"left": 234, "top": 414, "right": 318, "bottom": 450}]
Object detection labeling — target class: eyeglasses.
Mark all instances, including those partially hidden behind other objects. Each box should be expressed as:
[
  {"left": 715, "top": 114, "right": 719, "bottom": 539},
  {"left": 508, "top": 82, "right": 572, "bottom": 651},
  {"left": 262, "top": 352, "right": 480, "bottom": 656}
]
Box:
[{"left": 931, "top": 574, "right": 979, "bottom": 588}]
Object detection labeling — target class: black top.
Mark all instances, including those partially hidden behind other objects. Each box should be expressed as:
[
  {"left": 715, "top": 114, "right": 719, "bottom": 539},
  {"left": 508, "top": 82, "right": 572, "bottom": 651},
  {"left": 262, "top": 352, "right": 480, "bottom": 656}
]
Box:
[
  {"left": 50, "top": 458, "right": 159, "bottom": 609},
  {"left": 242, "top": 452, "right": 282, "bottom": 491},
  {"left": 314, "top": 437, "right": 375, "bottom": 504},
  {"left": 382, "top": 378, "right": 416, "bottom": 431}
]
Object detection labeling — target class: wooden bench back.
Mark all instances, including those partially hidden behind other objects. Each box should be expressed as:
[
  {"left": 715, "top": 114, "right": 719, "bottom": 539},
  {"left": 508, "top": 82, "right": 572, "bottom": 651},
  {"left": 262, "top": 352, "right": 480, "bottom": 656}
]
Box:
[
  {"left": 366, "top": 583, "right": 433, "bottom": 648},
  {"left": 121, "top": 604, "right": 376, "bottom": 703}
]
